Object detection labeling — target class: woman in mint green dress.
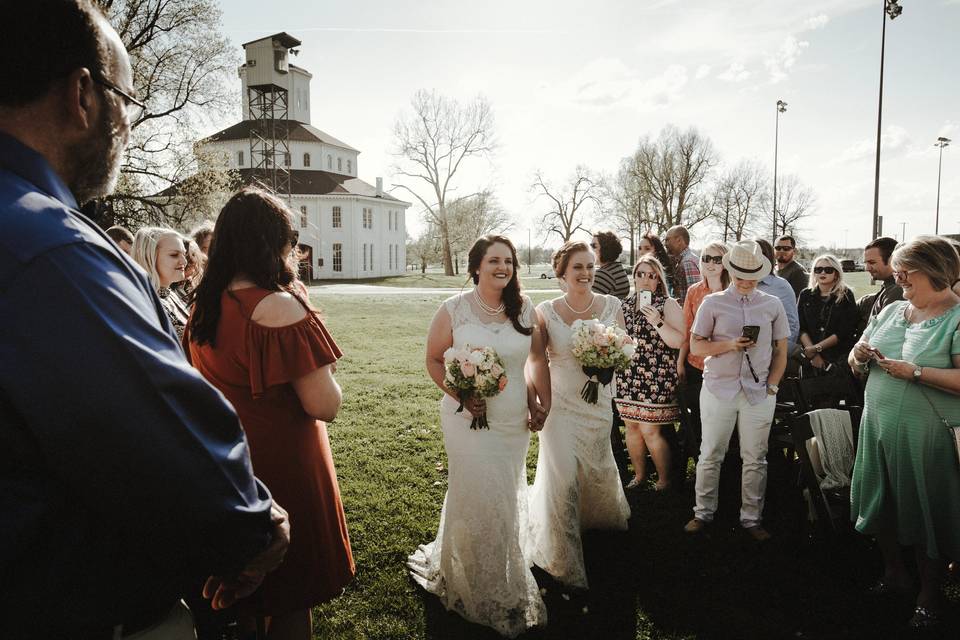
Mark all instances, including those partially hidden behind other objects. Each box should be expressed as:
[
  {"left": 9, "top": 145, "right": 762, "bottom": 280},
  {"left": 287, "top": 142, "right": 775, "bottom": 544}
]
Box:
[{"left": 849, "top": 236, "right": 960, "bottom": 630}]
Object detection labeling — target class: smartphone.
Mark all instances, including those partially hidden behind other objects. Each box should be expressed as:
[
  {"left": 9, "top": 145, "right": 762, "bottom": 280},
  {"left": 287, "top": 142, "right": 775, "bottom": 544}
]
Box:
[
  {"left": 638, "top": 290, "right": 652, "bottom": 307},
  {"left": 741, "top": 325, "right": 760, "bottom": 343},
  {"left": 867, "top": 346, "right": 885, "bottom": 360}
]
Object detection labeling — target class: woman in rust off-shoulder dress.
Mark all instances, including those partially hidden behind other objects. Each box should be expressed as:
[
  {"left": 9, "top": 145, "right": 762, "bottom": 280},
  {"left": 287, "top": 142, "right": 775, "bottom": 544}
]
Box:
[{"left": 186, "top": 187, "right": 353, "bottom": 640}]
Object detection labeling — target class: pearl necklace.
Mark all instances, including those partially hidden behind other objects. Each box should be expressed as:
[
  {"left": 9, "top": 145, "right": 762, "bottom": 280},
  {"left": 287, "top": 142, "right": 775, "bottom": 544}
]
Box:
[
  {"left": 562, "top": 293, "right": 595, "bottom": 315},
  {"left": 474, "top": 288, "right": 505, "bottom": 315}
]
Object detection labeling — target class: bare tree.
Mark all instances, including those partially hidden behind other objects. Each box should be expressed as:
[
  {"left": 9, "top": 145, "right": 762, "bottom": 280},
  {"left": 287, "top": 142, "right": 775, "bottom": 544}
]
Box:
[
  {"left": 447, "top": 189, "right": 513, "bottom": 271},
  {"left": 92, "top": 0, "right": 239, "bottom": 228},
  {"left": 711, "top": 160, "right": 769, "bottom": 242},
  {"left": 603, "top": 158, "right": 656, "bottom": 264},
  {"left": 391, "top": 90, "right": 496, "bottom": 276},
  {"left": 772, "top": 174, "right": 816, "bottom": 238},
  {"left": 629, "top": 125, "right": 719, "bottom": 232},
  {"left": 407, "top": 229, "right": 442, "bottom": 274},
  {"left": 531, "top": 166, "right": 602, "bottom": 244}
]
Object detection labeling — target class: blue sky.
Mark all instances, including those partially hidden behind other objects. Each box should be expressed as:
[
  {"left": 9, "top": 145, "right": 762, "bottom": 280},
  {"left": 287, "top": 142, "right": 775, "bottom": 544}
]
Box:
[{"left": 213, "top": 0, "right": 959, "bottom": 249}]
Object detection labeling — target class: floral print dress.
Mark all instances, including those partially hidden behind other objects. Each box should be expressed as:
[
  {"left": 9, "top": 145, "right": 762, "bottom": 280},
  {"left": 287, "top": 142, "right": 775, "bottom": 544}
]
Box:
[{"left": 615, "top": 291, "right": 681, "bottom": 423}]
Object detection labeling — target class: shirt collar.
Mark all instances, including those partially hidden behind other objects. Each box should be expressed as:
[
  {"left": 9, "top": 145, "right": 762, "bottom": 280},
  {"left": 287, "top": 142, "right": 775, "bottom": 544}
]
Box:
[
  {"left": 0, "top": 132, "right": 78, "bottom": 210},
  {"left": 726, "top": 283, "right": 760, "bottom": 303}
]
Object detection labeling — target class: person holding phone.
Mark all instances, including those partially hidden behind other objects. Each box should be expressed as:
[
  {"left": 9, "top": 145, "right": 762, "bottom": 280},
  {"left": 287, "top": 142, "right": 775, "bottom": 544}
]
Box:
[
  {"left": 685, "top": 241, "right": 789, "bottom": 541},
  {"left": 615, "top": 255, "right": 685, "bottom": 490}
]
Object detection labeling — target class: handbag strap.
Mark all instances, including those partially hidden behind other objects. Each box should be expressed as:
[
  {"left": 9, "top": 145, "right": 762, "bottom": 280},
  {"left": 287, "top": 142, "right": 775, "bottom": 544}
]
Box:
[{"left": 917, "top": 384, "right": 956, "bottom": 429}]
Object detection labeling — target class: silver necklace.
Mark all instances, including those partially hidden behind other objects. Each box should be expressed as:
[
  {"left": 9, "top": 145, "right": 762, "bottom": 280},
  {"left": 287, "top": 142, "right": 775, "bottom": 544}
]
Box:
[
  {"left": 474, "top": 288, "right": 505, "bottom": 315},
  {"left": 562, "top": 293, "right": 595, "bottom": 315}
]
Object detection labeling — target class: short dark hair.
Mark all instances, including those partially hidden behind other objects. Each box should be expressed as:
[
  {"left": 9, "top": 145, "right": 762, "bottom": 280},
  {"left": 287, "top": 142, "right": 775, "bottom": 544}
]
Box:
[
  {"left": 0, "top": 1, "right": 109, "bottom": 107},
  {"left": 592, "top": 230, "right": 623, "bottom": 263},
  {"left": 666, "top": 225, "right": 690, "bottom": 244},
  {"left": 105, "top": 225, "right": 133, "bottom": 245},
  {"left": 864, "top": 236, "right": 898, "bottom": 265},
  {"left": 754, "top": 238, "right": 775, "bottom": 266},
  {"left": 775, "top": 235, "right": 796, "bottom": 249}
]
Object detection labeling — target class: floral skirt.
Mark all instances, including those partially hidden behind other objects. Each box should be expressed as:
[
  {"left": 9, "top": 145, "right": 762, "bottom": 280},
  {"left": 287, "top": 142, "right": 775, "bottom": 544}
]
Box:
[{"left": 615, "top": 399, "right": 680, "bottom": 424}]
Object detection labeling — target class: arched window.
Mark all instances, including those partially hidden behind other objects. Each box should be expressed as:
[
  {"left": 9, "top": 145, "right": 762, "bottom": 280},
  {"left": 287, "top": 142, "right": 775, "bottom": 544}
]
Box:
[
  {"left": 327, "top": 155, "right": 332, "bottom": 170},
  {"left": 303, "top": 153, "right": 311, "bottom": 167},
  {"left": 337, "top": 157, "right": 342, "bottom": 172},
  {"left": 299, "top": 205, "right": 308, "bottom": 229},
  {"left": 346, "top": 159, "right": 352, "bottom": 174},
  {"left": 237, "top": 150, "right": 244, "bottom": 166}
]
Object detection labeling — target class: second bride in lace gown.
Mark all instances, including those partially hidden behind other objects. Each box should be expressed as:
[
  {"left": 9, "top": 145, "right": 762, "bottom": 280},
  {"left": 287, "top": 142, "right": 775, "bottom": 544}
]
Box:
[
  {"left": 408, "top": 235, "right": 551, "bottom": 638},
  {"left": 527, "top": 240, "right": 631, "bottom": 590}
]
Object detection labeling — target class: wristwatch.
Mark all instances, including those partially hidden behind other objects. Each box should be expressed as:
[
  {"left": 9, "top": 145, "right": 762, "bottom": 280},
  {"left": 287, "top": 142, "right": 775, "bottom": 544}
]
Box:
[
  {"left": 815, "top": 344, "right": 822, "bottom": 354},
  {"left": 912, "top": 366, "right": 922, "bottom": 382},
  {"left": 767, "top": 383, "right": 779, "bottom": 396},
  {"left": 656, "top": 321, "right": 664, "bottom": 329}
]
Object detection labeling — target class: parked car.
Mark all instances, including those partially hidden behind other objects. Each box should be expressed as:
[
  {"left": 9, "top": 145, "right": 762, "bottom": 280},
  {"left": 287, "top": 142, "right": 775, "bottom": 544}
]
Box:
[{"left": 840, "top": 259, "right": 865, "bottom": 273}]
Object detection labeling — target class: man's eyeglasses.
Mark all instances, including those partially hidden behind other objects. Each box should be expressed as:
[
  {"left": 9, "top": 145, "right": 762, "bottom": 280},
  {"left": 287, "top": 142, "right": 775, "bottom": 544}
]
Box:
[
  {"left": 93, "top": 76, "right": 146, "bottom": 124},
  {"left": 774, "top": 245, "right": 793, "bottom": 252},
  {"left": 701, "top": 255, "right": 723, "bottom": 264},
  {"left": 893, "top": 269, "right": 917, "bottom": 281},
  {"left": 634, "top": 271, "right": 658, "bottom": 280},
  {"left": 813, "top": 266, "right": 837, "bottom": 275}
]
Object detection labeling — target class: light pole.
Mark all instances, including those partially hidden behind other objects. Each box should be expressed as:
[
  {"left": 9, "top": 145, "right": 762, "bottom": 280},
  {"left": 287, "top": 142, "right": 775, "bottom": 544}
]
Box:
[
  {"left": 772, "top": 99, "right": 787, "bottom": 242},
  {"left": 935, "top": 137, "right": 951, "bottom": 235},
  {"left": 872, "top": 0, "right": 903, "bottom": 240},
  {"left": 527, "top": 227, "right": 532, "bottom": 274},
  {"left": 899, "top": 221, "right": 907, "bottom": 242}
]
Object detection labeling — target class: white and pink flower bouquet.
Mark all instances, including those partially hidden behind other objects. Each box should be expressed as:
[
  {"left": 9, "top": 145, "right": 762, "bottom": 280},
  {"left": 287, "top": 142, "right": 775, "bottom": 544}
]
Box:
[
  {"left": 569, "top": 319, "right": 635, "bottom": 404},
  {"left": 443, "top": 345, "right": 508, "bottom": 430}
]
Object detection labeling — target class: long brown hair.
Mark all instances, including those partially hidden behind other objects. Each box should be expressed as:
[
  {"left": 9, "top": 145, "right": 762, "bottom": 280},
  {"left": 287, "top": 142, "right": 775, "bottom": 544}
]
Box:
[
  {"left": 468, "top": 235, "right": 532, "bottom": 336},
  {"left": 188, "top": 187, "right": 303, "bottom": 346}
]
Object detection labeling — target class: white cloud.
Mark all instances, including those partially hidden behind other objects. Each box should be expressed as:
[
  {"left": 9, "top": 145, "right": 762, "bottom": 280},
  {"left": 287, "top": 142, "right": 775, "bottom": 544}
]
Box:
[
  {"left": 718, "top": 62, "right": 751, "bottom": 83},
  {"left": 826, "top": 125, "right": 912, "bottom": 166},
  {"left": 937, "top": 121, "right": 958, "bottom": 140},
  {"left": 695, "top": 64, "right": 712, "bottom": 80},
  {"left": 561, "top": 58, "right": 688, "bottom": 111},
  {"left": 765, "top": 35, "right": 810, "bottom": 83},
  {"left": 803, "top": 14, "right": 830, "bottom": 30}
]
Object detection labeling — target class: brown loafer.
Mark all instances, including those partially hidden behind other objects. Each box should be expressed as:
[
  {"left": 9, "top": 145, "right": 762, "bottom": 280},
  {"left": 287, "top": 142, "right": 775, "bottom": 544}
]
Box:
[
  {"left": 744, "top": 525, "right": 771, "bottom": 542},
  {"left": 684, "top": 518, "right": 707, "bottom": 534}
]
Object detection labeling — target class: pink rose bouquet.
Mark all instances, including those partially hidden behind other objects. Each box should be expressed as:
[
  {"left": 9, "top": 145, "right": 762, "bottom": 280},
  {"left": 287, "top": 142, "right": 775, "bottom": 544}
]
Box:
[
  {"left": 443, "top": 345, "right": 508, "bottom": 430},
  {"left": 569, "top": 319, "right": 635, "bottom": 404}
]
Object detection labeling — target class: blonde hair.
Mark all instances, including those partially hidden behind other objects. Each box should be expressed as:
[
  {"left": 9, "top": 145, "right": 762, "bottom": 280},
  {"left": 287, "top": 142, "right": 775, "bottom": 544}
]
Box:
[
  {"left": 699, "top": 241, "right": 731, "bottom": 289},
  {"left": 807, "top": 254, "right": 851, "bottom": 304},
  {"left": 632, "top": 254, "right": 669, "bottom": 297},
  {"left": 132, "top": 227, "right": 182, "bottom": 290}
]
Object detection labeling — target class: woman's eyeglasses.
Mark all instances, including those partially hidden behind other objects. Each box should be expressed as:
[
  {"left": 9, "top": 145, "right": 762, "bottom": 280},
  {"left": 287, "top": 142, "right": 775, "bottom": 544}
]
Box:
[
  {"left": 893, "top": 269, "right": 918, "bottom": 281},
  {"left": 634, "top": 271, "right": 658, "bottom": 280},
  {"left": 813, "top": 266, "right": 836, "bottom": 274},
  {"left": 701, "top": 255, "right": 723, "bottom": 264}
]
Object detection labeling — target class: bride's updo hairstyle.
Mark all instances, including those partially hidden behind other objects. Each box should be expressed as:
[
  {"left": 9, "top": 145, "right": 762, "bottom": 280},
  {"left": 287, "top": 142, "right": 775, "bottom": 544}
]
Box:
[
  {"left": 189, "top": 187, "right": 303, "bottom": 346},
  {"left": 468, "top": 235, "right": 532, "bottom": 336},
  {"left": 552, "top": 240, "right": 592, "bottom": 281}
]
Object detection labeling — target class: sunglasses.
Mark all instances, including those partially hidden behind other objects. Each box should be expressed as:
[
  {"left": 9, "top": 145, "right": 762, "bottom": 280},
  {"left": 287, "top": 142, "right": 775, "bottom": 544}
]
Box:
[
  {"left": 774, "top": 246, "right": 793, "bottom": 252},
  {"left": 813, "top": 266, "right": 836, "bottom": 274},
  {"left": 634, "top": 271, "right": 658, "bottom": 280},
  {"left": 701, "top": 255, "right": 723, "bottom": 264}
]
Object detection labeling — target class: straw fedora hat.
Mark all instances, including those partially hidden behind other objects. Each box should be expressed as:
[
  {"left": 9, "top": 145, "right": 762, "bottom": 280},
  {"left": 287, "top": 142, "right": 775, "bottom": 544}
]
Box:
[{"left": 722, "top": 240, "right": 771, "bottom": 281}]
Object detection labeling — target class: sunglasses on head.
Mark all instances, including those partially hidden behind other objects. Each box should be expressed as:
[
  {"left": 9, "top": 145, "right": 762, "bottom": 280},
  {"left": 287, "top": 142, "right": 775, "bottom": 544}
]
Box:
[
  {"left": 701, "top": 255, "right": 723, "bottom": 264},
  {"left": 774, "top": 245, "right": 793, "bottom": 252},
  {"left": 813, "top": 266, "right": 836, "bottom": 274}
]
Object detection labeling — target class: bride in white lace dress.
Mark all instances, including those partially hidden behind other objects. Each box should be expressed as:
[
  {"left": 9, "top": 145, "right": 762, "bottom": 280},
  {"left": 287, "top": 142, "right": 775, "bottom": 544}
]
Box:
[
  {"left": 527, "top": 240, "right": 631, "bottom": 590},
  {"left": 408, "top": 236, "right": 551, "bottom": 638}
]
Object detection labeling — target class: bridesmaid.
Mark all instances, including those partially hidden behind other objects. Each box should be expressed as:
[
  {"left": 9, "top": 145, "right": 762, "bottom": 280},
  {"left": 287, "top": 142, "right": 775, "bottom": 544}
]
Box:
[{"left": 187, "top": 188, "right": 353, "bottom": 640}]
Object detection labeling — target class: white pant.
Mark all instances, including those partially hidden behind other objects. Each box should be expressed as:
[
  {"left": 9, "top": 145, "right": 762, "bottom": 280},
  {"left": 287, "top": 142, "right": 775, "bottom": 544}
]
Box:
[{"left": 694, "top": 387, "right": 776, "bottom": 528}]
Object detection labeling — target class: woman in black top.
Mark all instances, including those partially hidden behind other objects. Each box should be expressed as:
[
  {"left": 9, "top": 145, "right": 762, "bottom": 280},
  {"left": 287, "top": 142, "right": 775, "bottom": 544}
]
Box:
[{"left": 798, "top": 254, "right": 858, "bottom": 372}]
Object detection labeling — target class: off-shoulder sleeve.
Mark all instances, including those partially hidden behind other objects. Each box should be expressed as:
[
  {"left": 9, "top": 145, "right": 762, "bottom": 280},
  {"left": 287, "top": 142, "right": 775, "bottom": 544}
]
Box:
[{"left": 247, "top": 312, "right": 342, "bottom": 398}]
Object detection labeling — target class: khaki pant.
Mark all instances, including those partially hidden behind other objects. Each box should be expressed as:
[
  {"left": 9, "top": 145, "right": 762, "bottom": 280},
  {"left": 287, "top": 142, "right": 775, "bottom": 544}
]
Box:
[{"left": 114, "top": 601, "right": 196, "bottom": 640}]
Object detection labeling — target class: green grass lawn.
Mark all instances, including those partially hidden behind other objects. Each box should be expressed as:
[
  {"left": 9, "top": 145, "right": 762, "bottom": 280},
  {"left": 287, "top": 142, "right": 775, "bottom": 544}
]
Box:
[
  {"left": 310, "top": 292, "right": 957, "bottom": 640},
  {"left": 314, "top": 271, "right": 561, "bottom": 290}
]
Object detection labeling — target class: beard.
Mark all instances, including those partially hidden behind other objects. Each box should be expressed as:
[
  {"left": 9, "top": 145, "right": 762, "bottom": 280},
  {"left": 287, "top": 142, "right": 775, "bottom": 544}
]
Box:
[
  {"left": 776, "top": 255, "right": 791, "bottom": 264},
  {"left": 68, "top": 104, "right": 126, "bottom": 204}
]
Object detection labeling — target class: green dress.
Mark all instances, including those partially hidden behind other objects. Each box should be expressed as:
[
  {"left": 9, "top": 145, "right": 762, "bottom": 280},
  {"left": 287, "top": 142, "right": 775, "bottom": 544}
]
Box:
[{"left": 851, "top": 300, "right": 960, "bottom": 560}]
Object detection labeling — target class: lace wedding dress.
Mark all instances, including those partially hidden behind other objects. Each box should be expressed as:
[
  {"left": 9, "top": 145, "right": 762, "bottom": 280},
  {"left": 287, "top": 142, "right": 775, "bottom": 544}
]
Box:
[
  {"left": 408, "top": 292, "right": 547, "bottom": 638},
  {"left": 527, "top": 295, "right": 631, "bottom": 589}
]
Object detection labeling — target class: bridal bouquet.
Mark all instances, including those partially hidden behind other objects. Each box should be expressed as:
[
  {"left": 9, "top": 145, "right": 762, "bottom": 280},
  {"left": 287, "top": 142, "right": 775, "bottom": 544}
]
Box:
[
  {"left": 443, "top": 345, "right": 508, "bottom": 430},
  {"left": 570, "top": 320, "right": 635, "bottom": 404}
]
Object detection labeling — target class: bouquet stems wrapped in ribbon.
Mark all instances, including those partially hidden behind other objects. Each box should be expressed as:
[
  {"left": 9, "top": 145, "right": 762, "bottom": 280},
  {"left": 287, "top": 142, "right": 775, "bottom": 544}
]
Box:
[
  {"left": 443, "top": 345, "right": 508, "bottom": 430},
  {"left": 569, "top": 319, "right": 635, "bottom": 404}
]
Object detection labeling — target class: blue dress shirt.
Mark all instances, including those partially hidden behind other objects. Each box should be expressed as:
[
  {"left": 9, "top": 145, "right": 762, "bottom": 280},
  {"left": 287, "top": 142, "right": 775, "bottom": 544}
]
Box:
[
  {"left": 758, "top": 273, "right": 800, "bottom": 350},
  {"left": 0, "top": 133, "right": 273, "bottom": 635}
]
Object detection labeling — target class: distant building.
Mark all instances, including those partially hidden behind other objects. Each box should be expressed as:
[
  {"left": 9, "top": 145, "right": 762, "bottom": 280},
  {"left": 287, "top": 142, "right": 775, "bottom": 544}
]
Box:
[{"left": 199, "top": 32, "right": 409, "bottom": 280}]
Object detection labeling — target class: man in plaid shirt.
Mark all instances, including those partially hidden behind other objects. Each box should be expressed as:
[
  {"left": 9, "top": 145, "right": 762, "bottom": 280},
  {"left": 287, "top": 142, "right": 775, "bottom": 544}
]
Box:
[{"left": 665, "top": 225, "right": 701, "bottom": 305}]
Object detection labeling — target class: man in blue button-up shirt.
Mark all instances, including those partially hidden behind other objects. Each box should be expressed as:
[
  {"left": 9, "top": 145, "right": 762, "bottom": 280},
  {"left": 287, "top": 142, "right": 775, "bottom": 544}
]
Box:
[{"left": 0, "top": 2, "right": 283, "bottom": 637}]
